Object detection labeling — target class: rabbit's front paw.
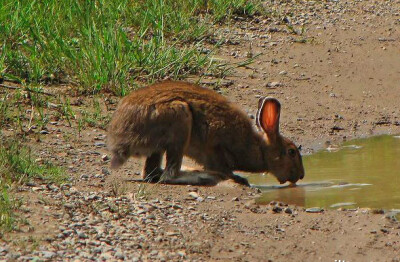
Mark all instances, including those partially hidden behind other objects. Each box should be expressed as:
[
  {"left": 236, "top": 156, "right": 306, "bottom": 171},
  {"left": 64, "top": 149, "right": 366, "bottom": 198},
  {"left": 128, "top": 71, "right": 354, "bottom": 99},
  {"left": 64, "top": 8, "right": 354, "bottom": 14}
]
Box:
[{"left": 231, "top": 174, "right": 250, "bottom": 187}]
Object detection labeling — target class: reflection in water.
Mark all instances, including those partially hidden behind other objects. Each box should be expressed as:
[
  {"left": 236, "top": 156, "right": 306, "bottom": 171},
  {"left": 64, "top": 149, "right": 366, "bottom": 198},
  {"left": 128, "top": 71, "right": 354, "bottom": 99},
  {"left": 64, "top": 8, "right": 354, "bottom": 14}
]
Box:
[
  {"left": 256, "top": 186, "right": 306, "bottom": 206},
  {"left": 249, "top": 135, "right": 400, "bottom": 210}
]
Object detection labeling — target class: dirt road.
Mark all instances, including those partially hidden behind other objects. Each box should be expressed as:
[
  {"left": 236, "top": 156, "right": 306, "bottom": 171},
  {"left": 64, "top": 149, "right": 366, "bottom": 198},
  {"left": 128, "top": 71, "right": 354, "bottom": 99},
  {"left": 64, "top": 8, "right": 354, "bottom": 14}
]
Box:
[{"left": 2, "top": 1, "right": 400, "bottom": 261}]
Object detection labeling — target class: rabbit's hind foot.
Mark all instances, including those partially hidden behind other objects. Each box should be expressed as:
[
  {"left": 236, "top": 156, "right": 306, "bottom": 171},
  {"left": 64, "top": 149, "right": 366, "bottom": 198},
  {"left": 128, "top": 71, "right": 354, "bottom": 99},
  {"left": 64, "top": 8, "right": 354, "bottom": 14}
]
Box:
[
  {"left": 230, "top": 174, "right": 250, "bottom": 187},
  {"left": 159, "top": 170, "right": 223, "bottom": 186}
]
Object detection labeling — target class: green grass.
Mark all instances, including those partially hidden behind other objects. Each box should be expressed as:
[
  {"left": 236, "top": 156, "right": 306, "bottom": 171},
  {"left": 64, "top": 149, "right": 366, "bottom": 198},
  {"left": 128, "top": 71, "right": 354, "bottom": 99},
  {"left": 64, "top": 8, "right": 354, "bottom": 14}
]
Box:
[
  {"left": 0, "top": 137, "right": 67, "bottom": 233},
  {"left": 80, "top": 98, "right": 111, "bottom": 129},
  {"left": 0, "top": 0, "right": 263, "bottom": 95},
  {"left": 0, "top": 185, "right": 20, "bottom": 234},
  {"left": 0, "top": 0, "right": 265, "bottom": 234},
  {"left": 0, "top": 139, "right": 66, "bottom": 184}
]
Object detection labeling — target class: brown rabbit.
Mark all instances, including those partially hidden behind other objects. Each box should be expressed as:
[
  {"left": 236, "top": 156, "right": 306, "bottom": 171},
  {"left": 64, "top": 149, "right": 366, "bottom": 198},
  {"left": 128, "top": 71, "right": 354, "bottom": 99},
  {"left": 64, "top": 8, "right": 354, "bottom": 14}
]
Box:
[{"left": 107, "top": 81, "right": 304, "bottom": 186}]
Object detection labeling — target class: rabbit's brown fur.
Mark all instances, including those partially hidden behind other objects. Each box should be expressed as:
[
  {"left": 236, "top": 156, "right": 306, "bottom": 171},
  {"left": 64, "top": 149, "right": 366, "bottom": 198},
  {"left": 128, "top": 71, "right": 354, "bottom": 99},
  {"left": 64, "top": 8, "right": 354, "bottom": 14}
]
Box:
[{"left": 108, "top": 81, "right": 304, "bottom": 186}]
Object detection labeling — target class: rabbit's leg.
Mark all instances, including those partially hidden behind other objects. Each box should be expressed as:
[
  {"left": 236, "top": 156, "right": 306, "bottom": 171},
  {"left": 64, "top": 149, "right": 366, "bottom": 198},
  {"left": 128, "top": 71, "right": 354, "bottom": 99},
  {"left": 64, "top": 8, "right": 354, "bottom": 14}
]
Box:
[
  {"left": 142, "top": 152, "right": 163, "bottom": 182},
  {"left": 156, "top": 101, "right": 192, "bottom": 183},
  {"left": 205, "top": 149, "right": 250, "bottom": 186},
  {"left": 162, "top": 170, "right": 226, "bottom": 186},
  {"left": 162, "top": 147, "right": 228, "bottom": 185},
  {"left": 161, "top": 140, "right": 227, "bottom": 185}
]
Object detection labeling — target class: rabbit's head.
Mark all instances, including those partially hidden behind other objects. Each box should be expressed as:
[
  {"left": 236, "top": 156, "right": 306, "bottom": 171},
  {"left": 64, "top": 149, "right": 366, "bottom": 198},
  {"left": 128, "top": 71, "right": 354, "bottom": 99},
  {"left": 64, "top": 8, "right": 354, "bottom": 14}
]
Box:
[{"left": 257, "top": 97, "right": 305, "bottom": 184}]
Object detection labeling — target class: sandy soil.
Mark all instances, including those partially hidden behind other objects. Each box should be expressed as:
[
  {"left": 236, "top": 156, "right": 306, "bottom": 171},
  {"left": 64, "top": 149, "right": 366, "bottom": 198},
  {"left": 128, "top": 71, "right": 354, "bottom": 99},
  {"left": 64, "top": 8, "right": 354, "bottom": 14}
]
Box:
[{"left": 1, "top": 0, "right": 400, "bottom": 261}]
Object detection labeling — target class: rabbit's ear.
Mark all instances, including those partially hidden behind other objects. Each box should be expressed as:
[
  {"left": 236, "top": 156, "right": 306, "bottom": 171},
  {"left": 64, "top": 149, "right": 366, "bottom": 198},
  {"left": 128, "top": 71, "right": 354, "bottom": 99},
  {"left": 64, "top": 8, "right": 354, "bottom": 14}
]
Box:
[{"left": 256, "top": 97, "right": 281, "bottom": 142}]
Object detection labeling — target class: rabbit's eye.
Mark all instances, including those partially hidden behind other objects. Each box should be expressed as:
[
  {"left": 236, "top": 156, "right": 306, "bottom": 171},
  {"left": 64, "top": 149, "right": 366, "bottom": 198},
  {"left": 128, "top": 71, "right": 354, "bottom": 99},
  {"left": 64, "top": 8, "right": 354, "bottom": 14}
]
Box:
[{"left": 288, "top": 148, "right": 296, "bottom": 157}]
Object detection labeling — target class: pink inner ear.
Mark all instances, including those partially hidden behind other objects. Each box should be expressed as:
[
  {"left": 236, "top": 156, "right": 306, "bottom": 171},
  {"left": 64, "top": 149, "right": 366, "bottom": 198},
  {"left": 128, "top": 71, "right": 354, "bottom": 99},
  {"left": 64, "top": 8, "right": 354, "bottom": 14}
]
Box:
[{"left": 262, "top": 101, "right": 279, "bottom": 131}]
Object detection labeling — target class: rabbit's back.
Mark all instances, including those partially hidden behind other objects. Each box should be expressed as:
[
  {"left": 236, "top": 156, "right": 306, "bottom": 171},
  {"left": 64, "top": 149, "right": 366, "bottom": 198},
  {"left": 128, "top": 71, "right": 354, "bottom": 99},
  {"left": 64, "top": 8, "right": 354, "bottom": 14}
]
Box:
[{"left": 108, "top": 81, "right": 258, "bottom": 167}]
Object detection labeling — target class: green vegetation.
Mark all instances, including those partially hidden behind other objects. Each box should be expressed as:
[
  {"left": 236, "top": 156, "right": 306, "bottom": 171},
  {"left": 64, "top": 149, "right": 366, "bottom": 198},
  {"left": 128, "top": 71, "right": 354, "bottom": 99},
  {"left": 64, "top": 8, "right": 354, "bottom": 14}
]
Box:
[
  {"left": 80, "top": 98, "right": 111, "bottom": 129},
  {"left": 0, "top": 139, "right": 66, "bottom": 184},
  {"left": 0, "top": 0, "right": 263, "bottom": 95},
  {"left": 0, "top": 0, "right": 265, "bottom": 234},
  {"left": 0, "top": 186, "right": 20, "bottom": 234},
  {"left": 0, "top": 137, "right": 67, "bottom": 233}
]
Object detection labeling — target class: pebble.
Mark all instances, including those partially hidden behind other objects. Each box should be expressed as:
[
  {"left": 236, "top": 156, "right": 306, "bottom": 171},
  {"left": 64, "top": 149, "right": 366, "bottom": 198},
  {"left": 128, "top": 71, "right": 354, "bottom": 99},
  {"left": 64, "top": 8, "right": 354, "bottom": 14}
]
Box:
[
  {"left": 266, "top": 81, "right": 282, "bottom": 88},
  {"left": 4, "top": 1, "right": 398, "bottom": 261},
  {"left": 77, "top": 231, "right": 88, "bottom": 239},
  {"left": 188, "top": 192, "right": 200, "bottom": 199},
  {"left": 94, "top": 248, "right": 105, "bottom": 255},
  {"left": 80, "top": 174, "right": 89, "bottom": 180},
  {"left": 115, "top": 251, "right": 125, "bottom": 259},
  {"left": 305, "top": 207, "right": 324, "bottom": 213},
  {"left": 42, "top": 251, "right": 56, "bottom": 259},
  {"left": 380, "top": 228, "right": 389, "bottom": 233},
  {"left": 272, "top": 206, "right": 283, "bottom": 213},
  {"left": 102, "top": 168, "right": 111, "bottom": 176},
  {"left": 284, "top": 207, "right": 293, "bottom": 214},
  {"left": 94, "top": 142, "right": 106, "bottom": 147},
  {"left": 196, "top": 197, "right": 205, "bottom": 202}
]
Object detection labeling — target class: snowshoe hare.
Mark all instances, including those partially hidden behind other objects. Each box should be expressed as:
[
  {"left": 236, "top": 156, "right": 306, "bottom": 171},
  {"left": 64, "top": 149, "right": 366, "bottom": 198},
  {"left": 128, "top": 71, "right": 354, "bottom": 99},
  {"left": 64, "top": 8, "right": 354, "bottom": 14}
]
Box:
[{"left": 108, "top": 81, "right": 304, "bottom": 186}]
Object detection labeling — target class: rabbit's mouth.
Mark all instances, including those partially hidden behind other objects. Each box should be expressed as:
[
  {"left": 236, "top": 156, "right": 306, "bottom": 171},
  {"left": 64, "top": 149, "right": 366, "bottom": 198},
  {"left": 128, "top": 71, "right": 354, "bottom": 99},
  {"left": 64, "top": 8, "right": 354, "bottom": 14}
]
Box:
[
  {"left": 286, "top": 172, "right": 303, "bottom": 184},
  {"left": 276, "top": 176, "right": 288, "bottom": 184}
]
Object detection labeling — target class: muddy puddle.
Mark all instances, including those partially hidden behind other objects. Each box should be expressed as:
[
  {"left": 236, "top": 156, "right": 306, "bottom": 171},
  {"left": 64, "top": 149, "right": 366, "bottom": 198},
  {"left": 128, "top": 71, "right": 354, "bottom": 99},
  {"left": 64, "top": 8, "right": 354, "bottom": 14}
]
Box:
[{"left": 248, "top": 135, "right": 400, "bottom": 211}]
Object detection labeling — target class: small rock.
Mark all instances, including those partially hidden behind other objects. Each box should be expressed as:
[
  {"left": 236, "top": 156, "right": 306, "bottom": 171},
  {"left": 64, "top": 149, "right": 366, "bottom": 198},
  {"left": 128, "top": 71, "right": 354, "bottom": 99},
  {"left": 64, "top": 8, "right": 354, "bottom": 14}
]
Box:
[
  {"left": 188, "top": 192, "right": 199, "bottom": 199},
  {"left": 63, "top": 203, "right": 75, "bottom": 209},
  {"left": 101, "top": 154, "right": 110, "bottom": 161},
  {"left": 166, "top": 231, "right": 180, "bottom": 236},
  {"left": 48, "top": 103, "right": 59, "bottom": 109},
  {"left": 381, "top": 228, "right": 389, "bottom": 233},
  {"left": 42, "top": 251, "right": 56, "bottom": 259},
  {"left": 272, "top": 206, "right": 282, "bottom": 213},
  {"left": 284, "top": 207, "right": 293, "bottom": 214},
  {"left": 232, "top": 197, "right": 240, "bottom": 201},
  {"left": 94, "top": 142, "right": 106, "bottom": 147},
  {"left": 306, "top": 207, "right": 324, "bottom": 213},
  {"left": 196, "top": 197, "right": 205, "bottom": 202},
  {"left": 77, "top": 231, "right": 88, "bottom": 239},
  {"left": 372, "top": 209, "right": 385, "bottom": 214},
  {"left": 80, "top": 174, "right": 89, "bottom": 180},
  {"left": 93, "top": 247, "right": 102, "bottom": 254},
  {"left": 62, "top": 229, "right": 74, "bottom": 237},
  {"left": 266, "top": 82, "right": 282, "bottom": 88},
  {"left": 115, "top": 251, "right": 125, "bottom": 259},
  {"left": 101, "top": 168, "right": 111, "bottom": 176}
]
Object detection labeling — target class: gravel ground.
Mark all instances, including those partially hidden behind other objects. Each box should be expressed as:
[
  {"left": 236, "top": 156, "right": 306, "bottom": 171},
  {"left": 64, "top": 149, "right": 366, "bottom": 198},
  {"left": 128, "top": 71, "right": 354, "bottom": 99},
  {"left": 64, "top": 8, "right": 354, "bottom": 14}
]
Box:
[{"left": 1, "top": 0, "right": 400, "bottom": 261}]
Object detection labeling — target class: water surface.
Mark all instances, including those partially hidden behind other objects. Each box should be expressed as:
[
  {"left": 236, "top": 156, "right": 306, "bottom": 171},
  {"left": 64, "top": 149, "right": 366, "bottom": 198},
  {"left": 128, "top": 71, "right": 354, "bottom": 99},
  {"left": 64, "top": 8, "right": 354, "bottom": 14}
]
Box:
[{"left": 249, "top": 135, "right": 400, "bottom": 210}]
